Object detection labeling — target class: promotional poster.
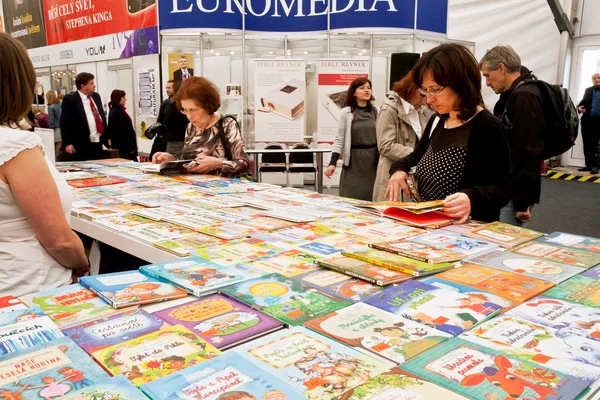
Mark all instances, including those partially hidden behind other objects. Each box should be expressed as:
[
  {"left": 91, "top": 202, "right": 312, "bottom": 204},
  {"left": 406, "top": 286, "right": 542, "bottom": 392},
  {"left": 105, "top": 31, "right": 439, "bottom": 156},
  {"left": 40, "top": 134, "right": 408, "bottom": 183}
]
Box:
[
  {"left": 2, "top": 0, "right": 46, "bottom": 48},
  {"left": 168, "top": 52, "right": 195, "bottom": 81}
]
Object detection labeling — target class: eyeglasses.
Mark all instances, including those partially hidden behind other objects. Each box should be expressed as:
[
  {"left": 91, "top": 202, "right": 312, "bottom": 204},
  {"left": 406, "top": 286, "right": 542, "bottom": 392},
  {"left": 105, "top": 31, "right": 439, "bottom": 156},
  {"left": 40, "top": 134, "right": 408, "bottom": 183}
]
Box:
[
  {"left": 180, "top": 108, "right": 202, "bottom": 116},
  {"left": 418, "top": 86, "right": 446, "bottom": 96}
]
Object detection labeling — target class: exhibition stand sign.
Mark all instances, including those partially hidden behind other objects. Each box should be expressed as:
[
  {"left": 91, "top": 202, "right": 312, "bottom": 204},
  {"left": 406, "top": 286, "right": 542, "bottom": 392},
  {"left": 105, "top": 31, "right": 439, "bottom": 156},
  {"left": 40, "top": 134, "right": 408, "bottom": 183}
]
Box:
[
  {"left": 138, "top": 68, "right": 157, "bottom": 117},
  {"left": 2, "top": 0, "right": 47, "bottom": 48}
]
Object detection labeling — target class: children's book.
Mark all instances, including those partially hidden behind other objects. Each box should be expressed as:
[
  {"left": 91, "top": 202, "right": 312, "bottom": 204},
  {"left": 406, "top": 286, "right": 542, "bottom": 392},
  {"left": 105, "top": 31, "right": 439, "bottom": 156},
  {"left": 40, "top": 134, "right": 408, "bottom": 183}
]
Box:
[
  {"left": 92, "top": 325, "right": 220, "bottom": 387},
  {"left": 342, "top": 248, "right": 455, "bottom": 277},
  {"left": 463, "top": 221, "right": 545, "bottom": 248},
  {"left": 422, "top": 277, "right": 515, "bottom": 310},
  {"left": 370, "top": 240, "right": 466, "bottom": 264},
  {"left": 350, "top": 222, "right": 426, "bottom": 243},
  {"left": 140, "top": 256, "right": 265, "bottom": 297},
  {"left": 194, "top": 242, "right": 276, "bottom": 266},
  {"left": 62, "top": 171, "right": 101, "bottom": 180},
  {"left": 195, "top": 222, "right": 260, "bottom": 240},
  {"left": 408, "top": 231, "right": 499, "bottom": 256},
  {"left": 19, "top": 283, "right": 119, "bottom": 329},
  {"left": 139, "top": 159, "right": 194, "bottom": 174},
  {"left": 543, "top": 275, "right": 600, "bottom": 309},
  {"left": 355, "top": 200, "right": 443, "bottom": 215},
  {"left": 356, "top": 203, "right": 454, "bottom": 228},
  {"left": 316, "top": 254, "right": 413, "bottom": 286},
  {"left": 0, "top": 306, "right": 63, "bottom": 354},
  {"left": 232, "top": 326, "right": 392, "bottom": 400},
  {"left": 250, "top": 224, "right": 336, "bottom": 245},
  {"left": 292, "top": 269, "right": 384, "bottom": 302},
  {"left": 468, "top": 249, "right": 582, "bottom": 284},
  {"left": 535, "top": 231, "right": 600, "bottom": 252},
  {"left": 201, "top": 207, "right": 263, "bottom": 222},
  {"left": 0, "top": 336, "right": 109, "bottom": 399},
  {"left": 152, "top": 234, "right": 227, "bottom": 257},
  {"left": 247, "top": 253, "right": 319, "bottom": 277},
  {"left": 68, "top": 176, "right": 128, "bottom": 188},
  {"left": 0, "top": 295, "right": 26, "bottom": 313},
  {"left": 438, "top": 219, "right": 488, "bottom": 235},
  {"left": 582, "top": 264, "right": 600, "bottom": 279},
  {"left": 401, "top": 337, "right": 590, "bottom": 400},
  {"left": 140, "top": 351, "right": 304, "bottom": 400},
  {"left": 237, "top": 215, "right": 297, "bottom": 231},
  {"left": 511, "top": 241, "right": 600, "bottom": 269},
  {"left": 92, "top": 213, "right": 155, "bottom": 232},
  {"left": 131, "top": 207, "right": 183, "bottom": 221},
  {"left": 77, "top": 208, "right": 125, "bottom": 221},
  {"left": 60, "top": 374, "right": 148, "bottom": 400},
  {"left": 163, "top": 214, "right": 222, "bottom": 230},
  {"left": 312, "top": 214, "right": 384, "bottom": 234},
  {"left": 123, "top": 192, "right": 183, "bottom": 207},
  {"left": 80, "top": 270, "right": 188, "bottom": 309},
  {"left": 127, "top": 221, "right": 196, "bottom": 243},
  {"left": 460, "top": 315, "right": 600, "bottom": 382},
  {"left": 220, "top": 273, "right": 352, "bottom": 326},
  {"left": 85, "top": 182, "right": 156, "bottom": 197},
  {"left": 153, "top": 294, "right": 284, "bottom": 350},
  {"left": 262, "top": 208, "right": 319, "bottom": 222},
  {"left": 304, "top": 303, "right": 451, "bottom": 364},
  {"left": 293, "top": 233, "right": 373, "bottom": 259},
  {"left": 62, "top": 308, "right": 168, "bottom": 355},
  {"left": 363, "top": 280, "right": 502, "bottom": 336}
]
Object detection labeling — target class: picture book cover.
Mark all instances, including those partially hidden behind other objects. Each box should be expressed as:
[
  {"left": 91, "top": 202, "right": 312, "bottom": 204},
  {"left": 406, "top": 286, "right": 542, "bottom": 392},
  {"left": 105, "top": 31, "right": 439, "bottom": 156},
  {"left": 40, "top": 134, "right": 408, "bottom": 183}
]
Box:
[
  {"left": 535, "top": 231, "right": 600, "bottom": 252},
  {"left": 468, "top": 249, "right": 582, "bottom": 284},
  {"left": 401, "top": 337, "right": 589, "bottom": 400},
  {"left": 92, "top": 213, "right": 154, "bottom": 232},
  {"left": 370, "top": 240, "right": 466, "bottom": 264},
  {"left": 62, "top": 308, "right": 168, "bottom": 355},
  {"left": 247, "top": 254, "right": 319, "bottom": 277},
  {"left": 195, "top": 242, "right": 276, "bottom": 266},
  {"left": 140, "top": 350, "right": 304, "bottom": 400},
  {"left": 350, "top": 223, "right": 426, "bottom": 243},
  {"left": 252, "top": 224, "right": 337, "bottom": 245},
  {"left": 0, "top": 306, "right": 63, "bottom": 355},
  {"left": 0, "top": 336, "right": 110, "bottom": 399},
  {"left": 356, "top": 200, "right": 444, "bottom": 215},
  {"left": 436, "top": 263, "right": 556, "bottom": 303},
  {"left": 59, "top": 374, "right": 148, "bottom": 400},
  {"left": 77, "top": 208, "right": 124, "bottom": 221},
  {"left": 140, "top": 257, "right": 265, "bottom": 297},
  {"left": 164, "top": 214, "right": 222, "bottom": 230},
  {"left": 195, "top": 222, "right": 260, "bottom": 240},
  {"left": 422, "top": 277, "right": 515, "bottom": 310},
  {"left": 132, "top": 207, "right": 182, "bottom": 221},
  {"left": 463, "top": 221, "right": 545, "bottom": 248},
  {"left": 232, "top": 326, "right": 392, "bottom": 400},
  {"left": 154, "top": 294, "right": 284, "bottom": 350},
  {"left": 237, "top": 215, "right": 297, "bottom": 231},
  {"left": 220, "top": 273, "right": 352, "bottom": 326},
  {"left": 439, "top": 219, "right": 488, "bottom": 235},
  {"left": 363, "top": 280, "right": 502, "bottom": 336},
  {"left": 294, "top": 233, "right": 372, "bottom": 258},
  {"left": 18, "top": 284, "right": 118, "bottom": 329},
  {"left": 543, "top": 275, "right": 600, "bottom": 309},
  {"left": 408, "top": 231, "right": 499, "bottom": 256},
  {"left": 460, "top": 315, "right": 600, "bottom": 382},
  {"left": 152, "top": 234, "right": 228, "bottom": 257},
  {"left": 92, "top": 325, "right": 221, "bottom": 387},
  {"left": 0, "top": 295, "right": 26, "bottom": 313},
  {"left": 582, "top": 264, "right": 600, "bottom": 279},
  {"left": 316, "top": 254, "right": 413, "bottom": 286},
  {"left": 123, "top": 192, "right": 183, "bottom": 207},
  {"left": 304, "top": 303, "right": 451, "bottom": 364},
  {"left": 86, "top": 182, "right": 156, "bottom": 197},
  {"left": 127, "top": 221, "right": 196, "bottom": 243},
  {"left": 68, "top": 176, "right": 128, "bottom": 188},
  {"left": 312, "top": 214, "right": 384, "bottom": 234},
  {"left": 202, "top": 207, "right": 262, "bottom": 223},
  {"left": 292, "top": 269, "right": 384, "bottom": 302},
  {"left": 262, "top": 208, "right": 318, "bottom": 223},
  {"left": 80, "top": 271, "right": 188, "bottom": 309},
  {"left": 342, "top": 248, "right": 455, "bottom": 277},
  {"left": 511, "top": 241, "right": 600, "bottom": 269}
]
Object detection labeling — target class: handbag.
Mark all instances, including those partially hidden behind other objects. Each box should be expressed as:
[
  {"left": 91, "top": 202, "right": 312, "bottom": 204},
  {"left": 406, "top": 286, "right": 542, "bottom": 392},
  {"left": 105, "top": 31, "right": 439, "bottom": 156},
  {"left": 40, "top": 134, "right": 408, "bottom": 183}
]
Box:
[{"left": 144, "top": 122, "right": 165, "bottom": 140}]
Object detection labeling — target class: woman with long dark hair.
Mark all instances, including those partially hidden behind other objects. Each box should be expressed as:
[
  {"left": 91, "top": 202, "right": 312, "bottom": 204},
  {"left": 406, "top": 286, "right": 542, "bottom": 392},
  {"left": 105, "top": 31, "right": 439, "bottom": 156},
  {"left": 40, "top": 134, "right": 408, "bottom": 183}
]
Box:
[
  {"left": 108, "top": 89, "right": 138, "bottom": 161},
  {"left": 325, "top": 77, "right": 379, "bottom": 201}
]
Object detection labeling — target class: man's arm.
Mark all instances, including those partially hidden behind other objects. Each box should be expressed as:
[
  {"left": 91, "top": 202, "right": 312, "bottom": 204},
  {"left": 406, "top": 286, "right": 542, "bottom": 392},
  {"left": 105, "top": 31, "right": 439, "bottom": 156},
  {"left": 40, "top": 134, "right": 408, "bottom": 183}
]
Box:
[{"left": 579, "top": 87, "right": 593, "bottom": 112}]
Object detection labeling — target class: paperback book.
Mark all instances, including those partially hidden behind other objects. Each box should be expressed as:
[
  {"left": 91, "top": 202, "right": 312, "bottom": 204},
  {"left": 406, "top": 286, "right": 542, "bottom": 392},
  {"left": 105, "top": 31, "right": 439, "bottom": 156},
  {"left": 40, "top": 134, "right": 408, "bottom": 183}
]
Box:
[
  {"left": 152, "top": 234, "right": 227, "bottom": 257},
  {"left": 439, "top": 219, "right": 488, "bottom": 235},
  {"left": 131, "top": 207, "right": 182, "bottom": 221},
  {"left": 195, "top": 242, "right": 276, "bottom": 266},
  {"left": 422, "top": 277, "right": 515, "bottom": 310},
  {"left": 312, "top": 214, "right": 384, "bottom": 234},
  {"left": 292, "top": 269, "right": 383, "bottom": 302},
  {"left": 92, "top": 213, "right": 154, "bottom": 232},
  {"left": 126, "top": 221, "right": 196, "bottom": 243},
  {"left": 370, "top": 240, "right": 466, "bottom": 263},
  {"left": 463, "top": 221, "right": 545, "bottom": 248},
  {"left": 543, "top": 275, "right": 600, "bottom": 309},
  {"left": 247, "top": 253, "right": 319, "bottom": 277},
  {"left": 350, "top": 222, "right": 426, "bottom": 243},
  {"left": 511, "top": 241, "right": 600, "bottom": 269},
  {"left": 195, "top": 222, "right": 260, "bottom": 240},
  {"left": 293, "top": 233, "right": 372, "bottom": 258},
  {"left": 408, "top": 231, "right": 499, "bottom": 256},
  {"left": 68, "top": 176, "right": 128, "bottom": 188},
  {"left": 163, "top": 214, "right": 221, "bottom": 230},
  {"left": 535, "top": 231, "right": 600, "bottom": 252},
  {"left": 316, "top": 254, "right": 413, "bottom": 286},
  {"left": 0, "top": 295, "right": 26, "bottom": 313},
  {"left": 0, "top": 306, "right": 63, "bottom": 355},
  {"left": 342, "top": 248, "right": 455, "bottom": 277},
  {"left": 59, "top": 374, "right": 148, "bottom": 400}
]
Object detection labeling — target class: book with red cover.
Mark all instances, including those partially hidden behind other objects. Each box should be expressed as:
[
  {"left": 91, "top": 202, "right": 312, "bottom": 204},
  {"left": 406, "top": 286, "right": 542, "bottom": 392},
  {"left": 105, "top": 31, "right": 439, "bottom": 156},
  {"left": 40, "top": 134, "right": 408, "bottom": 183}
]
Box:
[{"left": 68, "top": 176, "right": 128, "bottom": 188}]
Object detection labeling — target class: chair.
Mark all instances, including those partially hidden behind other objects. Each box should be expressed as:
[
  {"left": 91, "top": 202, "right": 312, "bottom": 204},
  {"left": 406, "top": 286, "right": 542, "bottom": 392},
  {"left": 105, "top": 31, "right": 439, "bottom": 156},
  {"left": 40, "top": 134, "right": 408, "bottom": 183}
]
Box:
[
  {"left": 288, "top": 142, "right": 317, "bottom": 189},
  {"left": 258, "top": 142, "right": 289, "bottom": 186}
]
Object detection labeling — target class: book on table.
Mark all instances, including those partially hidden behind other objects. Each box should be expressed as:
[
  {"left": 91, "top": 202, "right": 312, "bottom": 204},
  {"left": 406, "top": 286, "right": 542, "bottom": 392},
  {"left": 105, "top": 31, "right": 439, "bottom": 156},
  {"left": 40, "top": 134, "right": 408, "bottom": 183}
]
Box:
[
  {"left": 463, "top": 220, "right": 545, "bottom": 248},
  {"left": 342, "top": 248, "right": 455, "bottom": 277},
  {"left": 139, "top": 159, "right": 194, "bottom": 174},
  {"left": 355, "top": 200, "right": 455, "bottom": 228},
  {"left": 370, "top": 240, "right": 466, "bottom": 263},
  {"left": 316, "top": 254, "right": 413, "bottom": 286}
]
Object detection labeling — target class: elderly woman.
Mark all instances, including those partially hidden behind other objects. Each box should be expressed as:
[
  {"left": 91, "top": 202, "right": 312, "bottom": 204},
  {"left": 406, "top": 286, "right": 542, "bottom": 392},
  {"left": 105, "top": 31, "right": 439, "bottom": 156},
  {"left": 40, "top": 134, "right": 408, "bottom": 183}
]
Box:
[
  {"left": 386, "top": 43, "right": 511, "bottom": 224},
  {"left": 152, "top": 77, "right": 249, "bottom": 177}
]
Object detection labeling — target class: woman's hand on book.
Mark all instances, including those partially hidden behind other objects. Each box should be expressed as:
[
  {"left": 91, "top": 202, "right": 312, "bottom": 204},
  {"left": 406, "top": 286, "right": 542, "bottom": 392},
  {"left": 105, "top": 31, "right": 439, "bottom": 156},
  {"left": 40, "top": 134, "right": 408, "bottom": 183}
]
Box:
[
  {"left": 443, "top": 192, "right": 471, "bottom": 224},
  {"left": 386, "top": 171, "right": 410, "bottom": 201},
  {"left": 152, "top": 152, "right": 175, "bottom": 164}
]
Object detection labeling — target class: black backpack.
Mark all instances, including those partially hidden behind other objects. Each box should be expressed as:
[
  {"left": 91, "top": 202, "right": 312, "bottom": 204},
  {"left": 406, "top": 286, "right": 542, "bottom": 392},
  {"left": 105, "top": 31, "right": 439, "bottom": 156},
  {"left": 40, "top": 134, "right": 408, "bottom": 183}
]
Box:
[{"left": 502, "top": 77, "right": 579, "bottom": 159}]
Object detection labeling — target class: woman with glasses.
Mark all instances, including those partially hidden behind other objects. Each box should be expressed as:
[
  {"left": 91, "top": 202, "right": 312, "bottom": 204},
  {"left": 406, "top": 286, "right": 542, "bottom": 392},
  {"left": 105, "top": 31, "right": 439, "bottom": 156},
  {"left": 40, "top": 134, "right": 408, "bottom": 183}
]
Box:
[
  {"left": 152, "top": 77, "right": 249, "bottom": 177},
  {"left": 386, "top": 43, "right": 511, "bottom": 223}
]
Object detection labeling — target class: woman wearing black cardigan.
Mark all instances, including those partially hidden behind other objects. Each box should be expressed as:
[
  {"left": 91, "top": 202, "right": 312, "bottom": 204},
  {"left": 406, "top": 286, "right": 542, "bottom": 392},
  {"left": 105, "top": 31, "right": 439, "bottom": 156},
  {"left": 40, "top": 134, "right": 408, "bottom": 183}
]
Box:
[
  {"left": 108, "top": 90, "right": 138, "bottom": 161},
  {"left": 386, "top": 44, "right": 511, "bottom": 223}
]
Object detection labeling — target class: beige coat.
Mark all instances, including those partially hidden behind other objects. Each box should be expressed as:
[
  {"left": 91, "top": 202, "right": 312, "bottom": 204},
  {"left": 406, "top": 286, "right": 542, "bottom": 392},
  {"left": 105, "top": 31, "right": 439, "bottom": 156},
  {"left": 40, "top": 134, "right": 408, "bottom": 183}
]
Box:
[{"left": 372, "top": 95, "right": 426, "bottom": 202}]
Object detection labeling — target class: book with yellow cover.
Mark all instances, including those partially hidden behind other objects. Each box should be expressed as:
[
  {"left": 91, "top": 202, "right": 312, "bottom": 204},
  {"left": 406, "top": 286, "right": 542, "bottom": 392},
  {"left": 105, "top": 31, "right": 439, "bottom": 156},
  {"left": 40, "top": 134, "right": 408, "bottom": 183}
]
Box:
[
  {"left": 316, "top": 254, "right": 413, "bottom": 286},
  {"left": 463, "top": 221, "right": 544, "bottom": 248},
  {"left": 370, "top": 240, "right": 466, "bottom": 264},
  {"left": 342, "top": 248, "right": 455, "bottom": 277}
]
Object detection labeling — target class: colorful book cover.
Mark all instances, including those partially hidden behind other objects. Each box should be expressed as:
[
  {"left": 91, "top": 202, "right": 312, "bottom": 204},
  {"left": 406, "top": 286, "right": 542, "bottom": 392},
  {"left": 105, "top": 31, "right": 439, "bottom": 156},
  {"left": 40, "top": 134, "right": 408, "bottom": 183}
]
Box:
[
  {"left": 77, "top": 208, "right": 124, "bottom": 220},
  {"left": 220, "top": 273, "right": 352, "bottom": 326},
  {"left": 294, "top": 233, "right": 373, "bottom": 258},
  {"left": 363, "top": 280, "right": 502, "bottom": 336},
  {"left": 232, "top": 326, "right": 392, "bottom": 400},
  {"left": 351, "top": 223, "right": 426, "bottom": 243},
  {"left": 68, "top": 176, "right": 128, "bottom": 188},
  {"left": 0, "top": 336, "right": 109, "bottom": 399},
  {"left": 316, "top": 254, "right": 413, "bottom": 286},
  {"left": 511, "top": 241, "right": 600, "bottom": 269},
  {"left": 127, "top": 222, "right": 196, "bottom": 243},
  {"left": 582, "top": 264, "right": 600, "bottom": 279},
  {"left": 152, "top": 234, "right": 227, "bottom": 257},
  {"left": 153, "top": 294, "right": 284, "bottom": 350},
  {"left": 80, "top": 271, "right": 188, "bottom": 309},
  {"left": 262, "top": 208, "right": 319, "bottom": 222},
  {"left": 304, "top": 303, "right": 451, "bottom": 364},
  {"left": 535, "top": 231, "right": 600, "bottom": 252},
  {"left": 195, "top": 242, "right": 276, "bottom": 266},
  {"left": 439, "top": 219, "right": 488, "bottom": 235},
  {"left": 92, "top": 325, "right": 221, "bottom": 387},
  {"left": 422, "top": 277, "right": 515, "bottom": 310},
  {"left": 18, "top": 283, "right": 118, "bottom": 329},
  {"left": 468, "top": 249, "right": 582, "bottom": 284},
  {"left": 59, "top": 374, "right": 148, "bottom": 400},
  {"left": 247, "top": 254, "right": 319, "bottom": 277},
  {"left": 342, "top": 248, "right": 455, "bottom": 277},
  {"left": 0, "top": 295, "right": 26, "bottom": 313},
  {"left": 164, "top": 214, "right": 222, "bottom": 230},
  {"left": 463, "top": 221, "right": 545, "bottom": 248},
  {"left": 92, "top": 214, "right": 155, "bottom": 232},
  {"left": 409, "top": 231, "right": 499, "bottom": 256},
  {"left": 201, "top": 208, "right": 262, "bottom": 223},
  {"left": 195, "top": 222, "right": 260, "bottom": 240},
  {"left": 62, "top": 308, "right": 168, "bottom": 354},
  {"left": 292, "top": 269, "right": 384, "bottom": 302},
  {"left": 140, "top": 351, "right": 304, "bottom": 400},
  {"left": 238, "top": 215, "right": 297, "bottom": 231},
  {"left": 86, "top": 182, "right": 156, "bottom": 197},
  {"left": 132, "top": 207, "right": 183, "bottom": 221},
  {"left": 312, "top": 214, "right": 384, "bottom": 234},
  {"left": 401, "top": 337, "right": 589, "bottom": 400},
  {"left": 543, "top": 275, "right": 600, "bottom": 309},
  {"left": 123, "top": 192, "right": 183, "bottom": 207},
  {"left": 370, "top": 240, "right": 466, "bottom": 263},
  {"left": 0, "top": 306, "right": 63, "bottom": 354},
  {"left": 460, "top": 315, "right": 600, "bottom": 382},
  {"left": 140, "top": 256, "right": 265, "bottom": 297},
  {"left": 250, "top": 224, "right": 336, "bottom": 245},
  {"left": 162, "top": 200, "right": 215, "bottom": 215}
]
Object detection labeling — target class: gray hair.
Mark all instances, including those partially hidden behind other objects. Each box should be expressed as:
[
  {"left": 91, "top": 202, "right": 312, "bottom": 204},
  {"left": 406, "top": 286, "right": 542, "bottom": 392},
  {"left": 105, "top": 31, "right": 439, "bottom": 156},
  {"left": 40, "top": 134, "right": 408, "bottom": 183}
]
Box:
[{"left": 479, "top": 45, "right": 521, "bottom": 73}]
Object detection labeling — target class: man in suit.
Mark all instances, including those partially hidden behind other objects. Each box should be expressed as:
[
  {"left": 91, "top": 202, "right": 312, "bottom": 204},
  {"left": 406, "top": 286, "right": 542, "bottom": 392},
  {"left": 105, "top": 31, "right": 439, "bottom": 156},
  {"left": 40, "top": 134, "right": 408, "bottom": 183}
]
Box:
[
  {"left": 578, "top": 72, "right": 600, "bottom": 174},
  {"left": 60, "top": 72, "right": 107, "bottom": 161},
  {"left": 173, "top": 55, "right": 193, "bottom": 81}
]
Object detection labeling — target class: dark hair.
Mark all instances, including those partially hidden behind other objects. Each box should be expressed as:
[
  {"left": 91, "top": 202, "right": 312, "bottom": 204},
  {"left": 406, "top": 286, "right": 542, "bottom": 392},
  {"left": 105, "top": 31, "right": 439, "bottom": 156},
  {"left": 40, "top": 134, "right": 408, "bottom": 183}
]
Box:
[
  {"left": 412, "top": 43, "right": 483, "bottom": 120},
  {"left": 344, "top": 77, "right": 374, "bottom": 112},
  {"left": 75, "top": 72, "right": 95, "bottom": 91},
  {"left": 0, "top": 32, "right": 36, "bottom": 128},
  {"left": 175, "top": 77, "right": 220, "bottom": 114},
  {"left": 392, "top": 71, "right": 421, "bottom": 103},
  {"left": 109, "top": 89, "right": 126, "bottom": 109},
  {"left": 167, "top": 79, "right": 176, "bottom": 84}
]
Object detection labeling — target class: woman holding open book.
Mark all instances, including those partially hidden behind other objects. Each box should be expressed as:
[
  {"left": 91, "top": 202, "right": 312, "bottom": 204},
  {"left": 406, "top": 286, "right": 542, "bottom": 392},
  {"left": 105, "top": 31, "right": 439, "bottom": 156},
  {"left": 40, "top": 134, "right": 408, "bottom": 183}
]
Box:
[{"left": 386, "top": 43, "right": 511, "bottom": 224}]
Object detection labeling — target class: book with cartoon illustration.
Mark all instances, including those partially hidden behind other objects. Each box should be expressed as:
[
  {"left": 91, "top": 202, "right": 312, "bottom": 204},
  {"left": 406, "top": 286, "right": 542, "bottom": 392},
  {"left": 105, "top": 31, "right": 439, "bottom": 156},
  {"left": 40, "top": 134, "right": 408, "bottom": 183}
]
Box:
[
  {"left": 0, "top": 336, "right": 109, "bottom": 399},
  {"left": 0, "top": 295, "right": 26, "bottom": 313},
  {"left": 311, "top": 214, "right": 384, "bottom": 234},
  {"left": 401, "top": 337, "right": 590, "bottom": 400},
  {"left": 511, "top": 241, "right": 600, "bottom": 269},
  {"left": 59, "top": 374, "right": 148, "bottom": 400},
  {"left": 92, "top": 325, "right": 220, "bottom": 387},
  {"left": 422, "top": 277, "right": 515, "bottom": 311},
  {"left": 68, "top": 176, "right": 128, "bottom": 188},
  {"left": 363, "top": 280, "right": 502, "bottom": 336},
  {"left": 292, "top": 233, "right": 373, "bottom": 259},
  {"left": 342, "top": 248, "right": 455, "bottom": 277},
  {"left": 350, "top": 222, "right": 426, "bottom": 243},
  {"left": 0, "top": 306, "right": 63, "bottom": 355},
  {"left": 543, "top": 274, "right": 600, "bottom": 309},
  {"left": 220, "top": 273, "right": 352, "bottom": 326},
  {"left": 463, "top": 221, "right": 545, "bottom": 248},
  {"left": 292, "top": 269, "right": 384, "bottom": 302},
  {"left": 153, "top": 294, "right": 284, "bottom": 350},
  {"left": 408, "top": 231, "right": 499, "bottom": 256},
  {"left": 370, "top": 240, "right": 466, "bottom": 264},
  {"left": 195, "top": 242, "right": 276, "bottom": 266},
  {"left": 152, "top": 234, "right": 228, "bottom": 257},
  {"left": 231, "top": 326, "right": 392, "bottom": 400},
  {"left": 126, "top": 221, "right": 196, "bottom": 243},
  {"left": 195, "top": 222, "right": 261, "bottom": 240},
  {"left": 354, "top": 201, "right": 454, "bottom": 228},
  {"left": 535, "top": 231, "right": 600, "bottom": 252},
  {"left": 316, "top": 254, "right": 413, "bottom": 286},
  {"left": 304, "top": 303, "right": 451, "bottom": 364},
  {"left": 92, "top": 213, "right": 155, "bottom": 233},
  {"left": 247, "top": 253, "right": 319, "bottom": 277}
]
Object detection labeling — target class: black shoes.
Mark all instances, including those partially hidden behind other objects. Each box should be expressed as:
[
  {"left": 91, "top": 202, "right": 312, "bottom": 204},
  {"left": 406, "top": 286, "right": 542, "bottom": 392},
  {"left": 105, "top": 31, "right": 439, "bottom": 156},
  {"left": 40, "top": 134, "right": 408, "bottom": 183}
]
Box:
[
  {"left": 592, "top": 167, "right": 599, "bottom": 175},
  {"left": 578, "top": 166, "right": 592, "bottom": 172}
]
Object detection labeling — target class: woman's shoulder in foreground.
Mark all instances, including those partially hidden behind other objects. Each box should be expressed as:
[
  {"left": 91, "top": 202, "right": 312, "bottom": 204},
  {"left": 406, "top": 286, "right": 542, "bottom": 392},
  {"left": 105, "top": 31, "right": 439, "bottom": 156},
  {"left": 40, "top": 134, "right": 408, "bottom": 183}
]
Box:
[{"left": 0, "top": 127, "right": 43, "bottom": 165}]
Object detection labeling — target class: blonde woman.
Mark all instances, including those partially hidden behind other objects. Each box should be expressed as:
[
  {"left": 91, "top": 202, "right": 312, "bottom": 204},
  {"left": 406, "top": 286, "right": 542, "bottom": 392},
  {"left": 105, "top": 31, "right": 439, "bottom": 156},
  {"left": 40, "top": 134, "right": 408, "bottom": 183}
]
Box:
[{"left": 47, "top": 90, "right": 62, "bottom": 154}]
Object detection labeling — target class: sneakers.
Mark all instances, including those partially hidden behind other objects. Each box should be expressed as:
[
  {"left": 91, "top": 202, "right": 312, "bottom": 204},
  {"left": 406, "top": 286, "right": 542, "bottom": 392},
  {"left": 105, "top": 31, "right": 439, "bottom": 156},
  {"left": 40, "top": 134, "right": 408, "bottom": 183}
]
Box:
[{"left": 578, "top": 166, "right": 592, "bottom": 172}]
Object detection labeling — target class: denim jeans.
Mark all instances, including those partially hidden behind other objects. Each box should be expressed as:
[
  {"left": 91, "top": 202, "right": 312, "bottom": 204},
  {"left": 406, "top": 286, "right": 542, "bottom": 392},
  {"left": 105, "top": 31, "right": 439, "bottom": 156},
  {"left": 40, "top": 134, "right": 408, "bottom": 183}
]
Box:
[{"left": 499, "top": 200, "right": 533, "bottom": 227}]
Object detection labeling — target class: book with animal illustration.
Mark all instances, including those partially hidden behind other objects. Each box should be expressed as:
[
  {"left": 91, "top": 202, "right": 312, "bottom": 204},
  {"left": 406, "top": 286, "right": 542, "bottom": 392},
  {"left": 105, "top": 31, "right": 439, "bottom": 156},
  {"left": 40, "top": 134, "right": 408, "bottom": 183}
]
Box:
[
  {"left": 364, "top": 280, "right": 502, "bottom": 336},
  {"left": 422, "top": 277, "right": 515, "bottom": 311},
  {"left": 247, "top": 253, "right": 319, "bottom": 277},
  {"left": 18, "top": 283, "right": 119, "bottom": 329},
  {"left": 370, "top": 240, "right": 466, "bottom": 264},
  {"left": 92, "top": 325, "right": 220, "bottom": 387},
  {"left": 460, "top": 315, "right": 600, "bottom": 382},
  {"left": 535, "top": 231, "right": 600, "bottom": 252},
  {"left": 408, "top": 231, "right": 499, "bottom": 256},
  {"left": 542, "top": 275, "right": 600, "bottom": 309},
  {"left": 511, "top": 241, "right": 600, "bottom": 269},
  {"left": 342, "top": 248, "right": 455, "bottom": 277},
  {"left": 231, "top": 326, "right": 392, "bottom": 400},
  {"left": 351, "top": 222, "right": 427, "bottom": 243},
  {"left": 62, "top": 308, "right": 168, "bottom": 355},
  {"left": 152, "top": 234, "right": 227, "bottom": 257},
  {"left": 0, "top": 336, "right": 110, "bottom": 399},
  {"left": 140, "top": 351, "right": 304, "bottom": 400},
  {"left": 220, "top": 273, "right": 352, "bottom": 326},
  {"left": 154, "top": 294, "right": 284, "bottom": 350},
  {"left": 141, "top": 257, "right": 264, "bottom": 297},
  {"left": 463, "top": 221, "right": 545, "bottom": 248},
  {"left": 401, "top": 337, "right": 590, "bottom": 400},
  {"left": 59, "top": 374, "right": 148, "bottom": 400},
  {"left": 0, "top": 306, "right": 63, "bottom": 355},
  {"left": 79, "top": 270, "right": 188, "bottom": 309},
  {"left": 292, "top": 269, "right": 384, "bottom": 302},
  {"left": 0, "top": 295, "right": 26, "bottom": 313},
  {"left": 316, "top": 254, "right": 413, "bottom": 286},
  {"left": 304, "top": 302, "right": 451, "bottom": 364}
]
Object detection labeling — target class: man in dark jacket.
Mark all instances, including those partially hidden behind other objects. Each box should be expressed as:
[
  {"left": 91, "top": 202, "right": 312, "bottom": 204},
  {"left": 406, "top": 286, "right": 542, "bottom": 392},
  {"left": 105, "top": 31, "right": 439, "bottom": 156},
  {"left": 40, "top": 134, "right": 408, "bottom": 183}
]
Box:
[
  {"left": 480, "top": 46, "right": 544, "bottom": 226},
  {"left": 578, "top": 72, "right": 600, "bottom": 174},
  {"left": 155, "top": 80, "right": 189, "bottom": 159}
]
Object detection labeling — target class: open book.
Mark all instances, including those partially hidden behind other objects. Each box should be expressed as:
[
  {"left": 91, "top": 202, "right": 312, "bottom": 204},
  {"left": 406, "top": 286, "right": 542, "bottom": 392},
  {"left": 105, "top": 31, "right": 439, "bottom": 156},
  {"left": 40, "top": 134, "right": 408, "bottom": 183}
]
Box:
[
  {"left": 139, "top": 160, "right": 194, "bottom": 174},
  {"left": 355, "top": 200, "right": 455, "bottom": 228}
]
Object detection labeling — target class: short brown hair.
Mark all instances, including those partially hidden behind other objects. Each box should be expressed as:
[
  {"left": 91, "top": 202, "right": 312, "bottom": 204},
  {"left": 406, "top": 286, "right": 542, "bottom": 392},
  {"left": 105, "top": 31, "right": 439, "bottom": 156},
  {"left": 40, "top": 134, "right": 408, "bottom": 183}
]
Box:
[
  {"left": 175, "top": 77, "right": 220, "bottom": 114},
  {"left": 46, "top": 90, "right": 59, "bottom": 105},
  {"left": 0, "top": 32, "right": 36, "bottom": 128},
  {"left": 392, "top": 71, "right": 420, "bottom": 101},
  {"left": 75, "top": 72, "right": 94, "bottom": 91},
  {"left": 344, "top": 76, "right": 374, "bottom": 112},
  {"left": 412, "top": 43, "right": 483, "bottom": 120},
  {"left": 217, "top": 391, "right": 256, "bottom": 400}
]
